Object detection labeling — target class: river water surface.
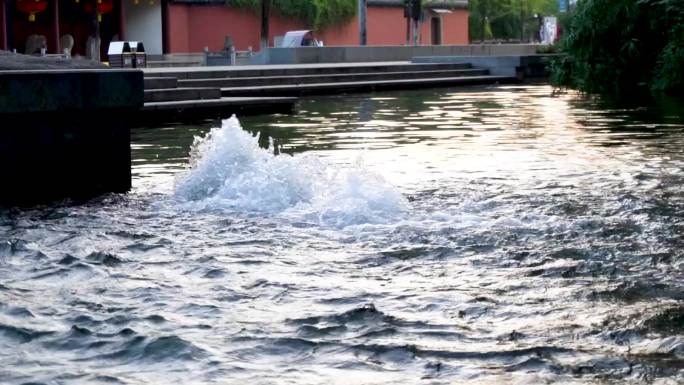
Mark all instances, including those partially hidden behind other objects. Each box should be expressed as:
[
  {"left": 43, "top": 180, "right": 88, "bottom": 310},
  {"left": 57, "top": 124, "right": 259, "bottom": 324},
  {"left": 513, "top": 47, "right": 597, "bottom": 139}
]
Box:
[{"left": 1, "top": 85, "right": 683, "bottom": 384}]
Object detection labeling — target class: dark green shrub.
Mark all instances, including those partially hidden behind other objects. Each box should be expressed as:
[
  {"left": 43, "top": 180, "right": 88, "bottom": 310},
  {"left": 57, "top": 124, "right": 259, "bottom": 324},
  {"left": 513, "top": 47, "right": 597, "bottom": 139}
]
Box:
[{"left": 552, "top": 0, "right": 684, "bottom": 95}]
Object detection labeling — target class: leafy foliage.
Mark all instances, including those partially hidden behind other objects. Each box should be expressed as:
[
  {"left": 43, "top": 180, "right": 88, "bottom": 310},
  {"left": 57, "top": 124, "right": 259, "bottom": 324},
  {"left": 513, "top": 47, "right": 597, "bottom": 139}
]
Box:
[
  {"left": 652, "top": 12, "right": 684, "bottom": 91},
  {"left": 469, "top": 0, "right": 559, "bottom": 42},
  {"left": 551, "top": 0, "right": 684, "bottom": 95},
  {"left": 227, "top": 0, "right": 357, "bottom": 29}
]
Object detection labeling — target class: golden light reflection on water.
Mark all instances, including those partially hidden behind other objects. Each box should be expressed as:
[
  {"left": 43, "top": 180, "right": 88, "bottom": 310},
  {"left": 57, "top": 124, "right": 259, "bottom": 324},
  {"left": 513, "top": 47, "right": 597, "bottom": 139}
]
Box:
[{"left": 131, "top": 85, "right": 683, "bottom": 198}]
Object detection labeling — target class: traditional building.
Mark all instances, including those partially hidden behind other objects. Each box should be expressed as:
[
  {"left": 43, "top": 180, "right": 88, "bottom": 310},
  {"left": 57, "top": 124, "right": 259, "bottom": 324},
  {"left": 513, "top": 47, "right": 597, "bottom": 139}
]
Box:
[{"left": 0, "top": 0, "right": 468, "bottom": 58}]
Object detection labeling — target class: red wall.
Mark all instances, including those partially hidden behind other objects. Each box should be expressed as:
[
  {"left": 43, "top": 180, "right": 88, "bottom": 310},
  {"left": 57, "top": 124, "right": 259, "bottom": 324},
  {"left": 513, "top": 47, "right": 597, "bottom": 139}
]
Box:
[
  {"left": 166, "top": 4, "right": 189, "bottom": 52},
  {"left": 441, "top": 10, "right": 469, "bottom": 44},
  {"left": 318, "top": 8, "right": 470, "bottom": 46},
  {"left": 167, "top": 4, "right": 304, "bottom": 53},
  {"left": 166, "top": 4, "right": 469, "bottom": 53},
  {"left": 317, "top": 7, "right": 412, "bottom": 46}
]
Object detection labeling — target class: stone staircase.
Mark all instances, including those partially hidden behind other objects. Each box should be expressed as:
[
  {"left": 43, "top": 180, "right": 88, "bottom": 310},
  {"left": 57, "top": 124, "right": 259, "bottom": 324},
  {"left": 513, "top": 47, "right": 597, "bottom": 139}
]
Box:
[
  {"left": 143, "top": 62, "right": 516, "bottom": 98},
  {"left": 141, "top": 74, "right": 297, "bottom": 119},
  {"left": 140, "top": 62, "right": 516, "bottom": 121}
]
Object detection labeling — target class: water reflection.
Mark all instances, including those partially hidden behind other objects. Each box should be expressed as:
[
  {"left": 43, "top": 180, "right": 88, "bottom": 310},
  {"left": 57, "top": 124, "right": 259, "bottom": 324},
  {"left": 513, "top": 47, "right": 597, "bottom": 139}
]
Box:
[
  {"left": 3, "top": 85, "right": 681, "bottom": 384},
  {"left": 131, "top": 85, "right": 683, "bottom": 190},
  {"left": 135, "top": 86, "right": 681, "bottom": 156}
]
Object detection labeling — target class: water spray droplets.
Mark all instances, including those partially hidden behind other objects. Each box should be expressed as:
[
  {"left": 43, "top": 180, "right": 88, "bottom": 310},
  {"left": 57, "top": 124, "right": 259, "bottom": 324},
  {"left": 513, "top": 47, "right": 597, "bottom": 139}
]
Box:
[{"left": 174, "top": 116, "right": 407, "bottom": 227}]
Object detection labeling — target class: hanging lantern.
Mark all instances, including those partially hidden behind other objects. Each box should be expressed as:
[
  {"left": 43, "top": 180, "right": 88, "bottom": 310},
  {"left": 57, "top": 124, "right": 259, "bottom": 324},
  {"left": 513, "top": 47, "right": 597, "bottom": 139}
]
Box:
[
  {"left": 84, "top": 0, "right": 114, "bottom": 22},
  {"left": 133, "top": 0, "right": 139, "bottom": 5},
  {"left": 16, "top": 0, "right": 48, "bottom": 22}
]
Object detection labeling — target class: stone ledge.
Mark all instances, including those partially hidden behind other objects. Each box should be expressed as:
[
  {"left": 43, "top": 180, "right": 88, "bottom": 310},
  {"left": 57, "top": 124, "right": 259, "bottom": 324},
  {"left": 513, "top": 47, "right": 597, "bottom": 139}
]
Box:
[
  {"left": 0, "top": 69, "right": 144, "bottom": 114},
  {"left": 0, "top": 65, "right": 143, "bottom": 205}
]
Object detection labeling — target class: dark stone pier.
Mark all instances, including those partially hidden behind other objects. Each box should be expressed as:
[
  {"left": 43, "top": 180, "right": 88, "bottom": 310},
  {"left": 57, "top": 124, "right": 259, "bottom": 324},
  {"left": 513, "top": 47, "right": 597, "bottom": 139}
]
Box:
[{"left": 0, "top": 65, "right": 143, "bottom": 205}]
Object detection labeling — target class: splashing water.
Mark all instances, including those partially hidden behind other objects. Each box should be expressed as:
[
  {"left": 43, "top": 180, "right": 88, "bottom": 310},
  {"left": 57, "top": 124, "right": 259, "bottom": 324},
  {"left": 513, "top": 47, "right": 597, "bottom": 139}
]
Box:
[
  {"left": 174, "top": 116, "right": 407, "bottom": 227},
  {"left": 2, "top": 86, "right": 683, "bottom": 385}
]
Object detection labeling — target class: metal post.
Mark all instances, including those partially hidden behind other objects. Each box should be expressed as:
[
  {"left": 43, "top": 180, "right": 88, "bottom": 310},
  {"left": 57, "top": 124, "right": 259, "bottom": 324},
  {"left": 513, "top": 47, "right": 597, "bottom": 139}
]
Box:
[
  {"left": 358, "top": 0, "right": 367, "bottom": 45},
  {"left": 260, "top": 0, "right": 270, "bottom": 49},
  {"left": 1, "top": 0, "right": 7, "bottom": 51},
  {"left": 119, "top": 0, "right": 126, "bottom": 40},
  {"left": 519, "top": 0, "right": 524, "bottom": 42},
  {"left": 52, "top": 0, "right": 60, "bottom": 54}
]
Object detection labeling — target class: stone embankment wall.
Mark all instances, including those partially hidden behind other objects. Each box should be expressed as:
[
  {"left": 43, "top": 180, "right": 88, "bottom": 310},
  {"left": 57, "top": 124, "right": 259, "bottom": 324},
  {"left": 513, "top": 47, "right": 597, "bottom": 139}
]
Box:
[
  {"left": 251, "top": 44, "right": 541, "bottom": 65},
  {"left": 0, "top": 53, "right": 143, "bottom": 205}
]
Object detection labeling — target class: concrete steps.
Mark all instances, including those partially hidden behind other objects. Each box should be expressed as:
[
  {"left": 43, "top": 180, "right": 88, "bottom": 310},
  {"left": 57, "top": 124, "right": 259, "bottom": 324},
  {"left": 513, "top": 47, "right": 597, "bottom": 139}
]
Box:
[
  {"left": 142, "top": 96, "right": 297, "bottom": 111},
  {"left": 143, "top": 87, "right": 221, "bottom": 103},
  {"left": 139, "top": 96, "right": 297, "bottom": 123},
  {"left": 145, "top": 62, "right": 516, "bottom": 98},
  {"left": 178, "top": 68, "right": 490, "bottom": 88},
  {"left": 144, "top": 77, "right": 178, "bottom": 90},
  {"left": 220, "top": 75, "right": 515, "bottom": 97},
  {"left": 140, "top": 62, "right": 516, "bottom": 120},
  {"left": 141, "top": 72, "right": 298, "bottom": 120},
  {"left": 144, "top": 62, "right": 474, "bottom": 80}
]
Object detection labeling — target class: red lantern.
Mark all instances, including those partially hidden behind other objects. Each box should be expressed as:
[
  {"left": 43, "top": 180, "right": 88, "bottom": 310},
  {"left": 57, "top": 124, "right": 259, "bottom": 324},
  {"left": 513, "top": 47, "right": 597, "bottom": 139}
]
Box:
[
  {"left": 16, "top": 0, "right": 48, "bottom": 22},
  {"left": 84, "top": 0, "right": 114, "bottom": 22}
]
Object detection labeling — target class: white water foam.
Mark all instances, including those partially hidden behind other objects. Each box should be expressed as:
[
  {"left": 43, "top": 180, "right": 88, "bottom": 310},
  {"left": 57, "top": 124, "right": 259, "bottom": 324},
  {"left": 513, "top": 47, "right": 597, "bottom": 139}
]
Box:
[{"left": 174, "top": 116, "right": 407, "bottom": 227}]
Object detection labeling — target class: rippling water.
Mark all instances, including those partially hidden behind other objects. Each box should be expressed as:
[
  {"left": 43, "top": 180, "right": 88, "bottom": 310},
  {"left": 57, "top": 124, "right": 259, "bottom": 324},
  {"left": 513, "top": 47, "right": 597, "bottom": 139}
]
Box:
[{"left": 1, "top": 85, "right": 683, "bottom": 384}]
